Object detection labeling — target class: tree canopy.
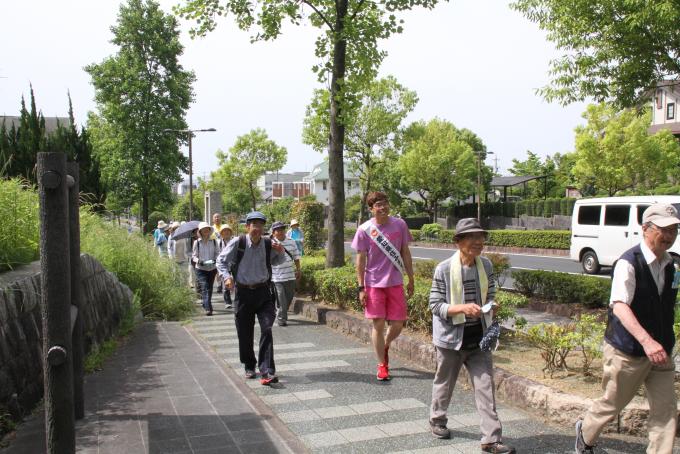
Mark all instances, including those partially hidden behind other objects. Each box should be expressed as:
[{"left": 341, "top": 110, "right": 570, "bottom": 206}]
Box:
[
  {"left": 512, "top": 0, "right": 680, "bottom": 107},
  {"left": 175, "top": 0, "right": 443, "bottom": 267},
  {"left": 572, "top": 103, "right": 680, "bottom": 196},
  {"left": 397, "top": 118, "right": 479, "bottom": 220},
  {"left": 303, "top": 76, "right": 418, "bottom": 221},
  {"left": 86, "top": 0, "right": 195, "bottom": 230},
  {"left": 211, "top": 128, "right": 287, "bottom": 211}
]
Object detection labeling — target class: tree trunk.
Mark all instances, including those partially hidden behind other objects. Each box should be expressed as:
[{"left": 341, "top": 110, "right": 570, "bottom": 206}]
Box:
[
  {"left": 326, "top": 0, "right": 348, "bottom": 268},
  {"left": 142, "top": 193, "right": 149, "bottom": 234},
  {"left": 249, "top": 182, "right": 257, "bottom": 211}
]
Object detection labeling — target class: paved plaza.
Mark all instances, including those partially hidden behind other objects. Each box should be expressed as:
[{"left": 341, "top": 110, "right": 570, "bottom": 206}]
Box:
[{"left": 3, "top": 294, "right": 678, "bottom": 453}]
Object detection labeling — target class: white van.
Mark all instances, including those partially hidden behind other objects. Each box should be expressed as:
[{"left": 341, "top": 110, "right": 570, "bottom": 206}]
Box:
[{"left": 570, "top": 196, "right": 680, "bottom": 274}]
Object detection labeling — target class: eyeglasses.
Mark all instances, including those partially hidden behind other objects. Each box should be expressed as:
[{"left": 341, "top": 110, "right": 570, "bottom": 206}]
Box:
[{"left": 372, "top": 201, "right": 389, "bottom": 208}]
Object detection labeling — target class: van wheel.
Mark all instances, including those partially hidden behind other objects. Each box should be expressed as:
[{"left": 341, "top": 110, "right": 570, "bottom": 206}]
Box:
[{"left": 581, "top": 251, "right": 600, "bottom": 275}]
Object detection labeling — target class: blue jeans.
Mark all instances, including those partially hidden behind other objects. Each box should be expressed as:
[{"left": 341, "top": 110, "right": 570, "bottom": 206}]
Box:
[{"left": 195, "top": 268, "right": 217, "bottom": 312}]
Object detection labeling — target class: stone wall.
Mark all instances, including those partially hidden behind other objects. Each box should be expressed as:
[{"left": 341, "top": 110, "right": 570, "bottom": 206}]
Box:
[{"left": 0, "top": 254, "right": 134, "bottom": 419}]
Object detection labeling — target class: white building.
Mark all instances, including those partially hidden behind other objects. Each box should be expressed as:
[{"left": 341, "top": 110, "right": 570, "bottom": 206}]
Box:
[
  {"left": 303, "top": 161, "right": 361, "bottom": 205},
  {"left": 649, "top": 81, "right": 680, "bottom": 139}
]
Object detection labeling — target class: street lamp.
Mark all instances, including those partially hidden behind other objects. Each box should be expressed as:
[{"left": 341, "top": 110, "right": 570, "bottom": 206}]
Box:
[
  {"left": 476, "top": 150, "right": 494, "bottom": 221},
  {"left": 163, "top": 128, "right": 216, "bottom": 220}
]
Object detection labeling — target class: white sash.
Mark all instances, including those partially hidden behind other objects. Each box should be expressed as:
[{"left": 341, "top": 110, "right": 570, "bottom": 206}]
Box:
[{"left": 361, "top": 219, "right": 405, "bottom": 274}]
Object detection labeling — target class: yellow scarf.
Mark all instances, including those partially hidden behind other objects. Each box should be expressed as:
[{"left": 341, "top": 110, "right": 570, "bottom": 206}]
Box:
[{"left": 449, "top": 250, "right": 488, "bottom": 325}]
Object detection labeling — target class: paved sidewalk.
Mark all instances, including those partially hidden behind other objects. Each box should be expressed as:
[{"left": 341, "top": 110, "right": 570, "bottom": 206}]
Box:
[
  {"left": 3, "top": 292, "right": 678, "bottom": 453},
  {"left": 2, "top": 320, "right": 306, "bottom": 454}
]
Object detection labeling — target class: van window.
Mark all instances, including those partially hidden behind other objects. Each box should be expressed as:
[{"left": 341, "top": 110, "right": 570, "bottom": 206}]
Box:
[
  {"left": 578, "top": 205, "right": 601, "bottom": 225},
  {"left": 604, "top": 205, "right": 630, "bottom": 226},
  {"left": 636, "top": 205, "right": 651, "bottom": 225}
]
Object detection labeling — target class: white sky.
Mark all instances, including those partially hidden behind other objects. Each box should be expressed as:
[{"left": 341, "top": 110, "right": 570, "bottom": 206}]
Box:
[{"left": 0, "top": 0, "right": 588, "bottom": 180}]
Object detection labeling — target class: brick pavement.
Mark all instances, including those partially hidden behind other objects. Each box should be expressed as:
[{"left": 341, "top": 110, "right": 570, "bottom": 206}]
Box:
[{"left": 3, "top": 291, "right": 677, "bottom": 453}]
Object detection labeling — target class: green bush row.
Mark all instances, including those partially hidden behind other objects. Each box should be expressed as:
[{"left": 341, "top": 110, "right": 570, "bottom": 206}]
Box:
[
  {"left": 511, "top": 269, "right": 611, "bottom": 308},
  {"left": 299, "top": 256, "right": 528, "bottom": 334},
  {"left": 0, "top": 179, "right": 40, "bottom": 271},
  {"left": 345, "top": 225, "right": 571, "bottom": 250}
]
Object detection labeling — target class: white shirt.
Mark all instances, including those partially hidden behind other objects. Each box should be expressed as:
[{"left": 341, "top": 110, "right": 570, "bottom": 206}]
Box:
[
  {"left": 271, "top": 237, "right": 301, "bottom": 282},
  {"left": 610, "top": 241, "right": 672, "bottom": 306}
]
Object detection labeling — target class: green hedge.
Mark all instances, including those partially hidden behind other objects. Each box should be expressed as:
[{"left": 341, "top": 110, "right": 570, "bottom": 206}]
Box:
[
  {"left": 0, "top": 179, "right": 39, "bottom": 271},
  {"left": 347, "top": 225, "right": 570, "bottom": 249},
  {"left": 511, "top": 269, "right": 610, "bottom": 308}
]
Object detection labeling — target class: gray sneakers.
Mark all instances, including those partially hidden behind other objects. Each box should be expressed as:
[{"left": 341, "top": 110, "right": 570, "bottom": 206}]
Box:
[
  {"left": 575, "top": 420, "right": 595, "bottom": 453},
  {"left": 429, "top": 421, "right": 450, "bottom": 439}
]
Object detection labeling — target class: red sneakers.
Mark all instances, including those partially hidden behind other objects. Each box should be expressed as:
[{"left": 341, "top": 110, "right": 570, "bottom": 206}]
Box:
[
  {"left": 377, "top": 363, "right": 390, "bottom": 381},
  {"left": 260, "top": 374, "right": 279, "bottom": 386}
]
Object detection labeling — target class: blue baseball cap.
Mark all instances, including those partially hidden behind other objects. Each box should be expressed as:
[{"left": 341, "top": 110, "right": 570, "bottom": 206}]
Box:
[
  {"left": 245, "top": 211, "right": 267, "bottom": 223},
  {"left": 270, "top": 221, "right": 287, "bottom": 232}
]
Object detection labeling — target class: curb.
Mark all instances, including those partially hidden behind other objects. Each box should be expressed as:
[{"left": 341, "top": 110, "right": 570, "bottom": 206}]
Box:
[{"left": 291, "top": 296, "right": 663, "bottom": 437}]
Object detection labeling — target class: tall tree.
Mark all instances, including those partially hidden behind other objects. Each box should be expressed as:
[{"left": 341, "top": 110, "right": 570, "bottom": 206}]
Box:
[
  {"left": 572, "top": 103, "right": 680, "bottom": 196},
  {"left": 397, "top": 119, "right": 479, "bottom": 221},
  {"left": 211, "top": 129, "right": 287, "bottom": 211},
  {"left": 176, "top": 0, "right": 442, "bottom": 268},
  {"left": 86, "top": 0, "right": 195, "bottom": 231},
  {"left": 508, "top": 150, "right": 559, "bottom": 199},
  {"left": 512, "top": 0, "right": 680, "bottom": 107},
  {"left": 302, "top": 76, "right": 418, "bottom": 222}
]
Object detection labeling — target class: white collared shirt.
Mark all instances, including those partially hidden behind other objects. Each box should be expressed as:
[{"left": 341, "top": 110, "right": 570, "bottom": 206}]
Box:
[{"left": 610, "top": 241, "right": 672, "bottom": 306}]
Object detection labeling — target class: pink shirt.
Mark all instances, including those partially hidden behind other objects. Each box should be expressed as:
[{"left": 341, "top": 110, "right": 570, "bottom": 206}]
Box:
[{"left": 351, "top": 216, "right": 412, "bottom": 288}]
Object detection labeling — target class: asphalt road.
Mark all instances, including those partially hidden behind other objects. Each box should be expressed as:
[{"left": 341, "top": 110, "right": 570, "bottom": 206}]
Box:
[{"left": 344, "top": 242, "right": 610, "bottom": 289}]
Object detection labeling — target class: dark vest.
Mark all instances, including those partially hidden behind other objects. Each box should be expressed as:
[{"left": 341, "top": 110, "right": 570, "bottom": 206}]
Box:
[{"left": 604, "top": 245, "right": 677, "bottom": 356}]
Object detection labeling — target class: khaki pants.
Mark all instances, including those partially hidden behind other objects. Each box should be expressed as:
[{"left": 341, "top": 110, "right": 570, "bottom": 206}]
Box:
[
  {"left": 430, "top": 346, "right": 502, "bottom": 444},
  {"left": 582, "top": 342, "right": 677, "bottom": 453}
]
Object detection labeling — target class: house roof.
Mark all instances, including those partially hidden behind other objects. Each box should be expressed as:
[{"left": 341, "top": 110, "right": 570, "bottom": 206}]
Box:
[
  {"left": 304, "top": 161, "right": 360, "bottom": 181},
  {"left": 1, "top": 116, "right": 70, "bottom": 135},
  {"left": 490, "top": 175, "right": 544, "bottom": 187},
  {"left": 649, "top": 123, "right": 680, "bottom": 135}
]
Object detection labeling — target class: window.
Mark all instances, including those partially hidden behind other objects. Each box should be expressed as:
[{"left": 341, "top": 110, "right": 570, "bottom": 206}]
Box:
[
  {"left": 637, "top": 205, "right": 651, "bottom": 225},
  {"left": 604, "top": 205, "right": 630, "bottom": 226},
  {"left": 656, "top": 90, "right": 663, "bottom": 109},
  {"left": 322, "top": 180, "right": 327, "bottom": 190},
  {"left": 667, "top": 103, "right": 675, "bottom": 120},
  {"left": 577, "top": 205, "right": 601, "bottom": 225}
]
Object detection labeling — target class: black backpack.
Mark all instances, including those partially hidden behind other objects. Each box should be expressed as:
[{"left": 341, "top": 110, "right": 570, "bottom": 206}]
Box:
[{"left": 230, "top": 235, "right": 272, "bottom": 282}]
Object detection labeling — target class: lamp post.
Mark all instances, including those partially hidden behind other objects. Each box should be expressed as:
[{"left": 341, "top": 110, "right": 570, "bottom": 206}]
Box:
[
  {"left": 163, "top": 128, "right": 216, "bottom": 220},
  {"left": 476, "top": 150, "right": 494, "bottom": 221}
]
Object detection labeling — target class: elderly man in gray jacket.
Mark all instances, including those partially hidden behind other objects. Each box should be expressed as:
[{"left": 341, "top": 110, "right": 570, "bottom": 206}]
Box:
[{"left": 428, "top": 218, "right": 515, "bottom": 454}]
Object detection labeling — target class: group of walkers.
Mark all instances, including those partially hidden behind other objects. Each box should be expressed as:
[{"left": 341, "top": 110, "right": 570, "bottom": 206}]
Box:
[{"left": 151, "top": 193, "right": 679, "bottom": 454}]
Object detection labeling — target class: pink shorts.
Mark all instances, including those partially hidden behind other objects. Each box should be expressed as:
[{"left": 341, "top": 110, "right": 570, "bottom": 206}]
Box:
[{"left": 365, "top": 285, "right": 408, "bottom": 321}]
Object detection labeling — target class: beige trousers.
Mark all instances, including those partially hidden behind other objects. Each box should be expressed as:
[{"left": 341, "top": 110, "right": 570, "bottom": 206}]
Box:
[{"left": 582, "top": 342, "right": 677, "bottom": 454}]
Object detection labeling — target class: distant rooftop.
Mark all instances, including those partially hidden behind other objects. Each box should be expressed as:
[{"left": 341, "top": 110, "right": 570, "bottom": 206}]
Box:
[{"left": 1, "top": 116, "right": 70, "bottom": 135}]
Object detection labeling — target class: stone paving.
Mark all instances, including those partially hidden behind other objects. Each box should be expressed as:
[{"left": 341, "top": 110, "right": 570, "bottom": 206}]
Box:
[{"left": 3, "top": 291, "right": 679, "bottom": 453}]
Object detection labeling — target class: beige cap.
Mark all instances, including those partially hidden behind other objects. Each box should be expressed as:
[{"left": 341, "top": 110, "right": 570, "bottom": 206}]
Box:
[
  {"left": 290, "top": 219, "right": 299, "bottom": 226},
  {"left": 219, "top": 224, "right": 233, "bottom": 232},
  {"left": 197, "top": 221, "right": 212, "bottom": 232},
  {"left": 643, "top": 203, "right": 680, "bottom": 227},
  {"left": 157, "top": 220, "right": 168, "bottom": 229},
  {"left": 170, "top": 221, "right": 181, "bottom": 230}
]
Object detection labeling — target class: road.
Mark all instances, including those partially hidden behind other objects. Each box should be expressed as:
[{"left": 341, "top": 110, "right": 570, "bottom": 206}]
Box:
[{"left": 344, "top": 242, "right": 610, "bottom": 289}]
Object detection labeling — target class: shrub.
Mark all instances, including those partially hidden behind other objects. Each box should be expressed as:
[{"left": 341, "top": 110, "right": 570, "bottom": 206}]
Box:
[
  {"left": 484, "top": 253, "right": 510, "bottom": 288},
  {"left": 511, "top": 270, "right": 610, "bottom": 307},
  {"left": 0, "top": 178, "right": 39, "bottom": 271},
  {"left": 524, "top": 323, "right": 576, "bottom": 378},
  {"left": 414, "top": 259, "right": 438, "bottom": 280},
  {"left": 146, "top": 211, "right": 168, "bottom": 234},
  {"left": 494, "top": 290, "right": 528, "bottom": 324},
  {"left": 80, "top": 209, "right": 194, "bottom": 320},
  {"left": 291, "top": 201, "right": 324, "bottom": 253},
  {"left": 298, "top": 256, "right": 326, "bottom": 294},
  {"left": 486, "top": 230, "right": 571, "bottom": 249},
  {"left": 572, "top": 313, "right": 605, "bottom": 376},
  {"left": 420, "top": 223, "right": 442, "bottom": 240}
]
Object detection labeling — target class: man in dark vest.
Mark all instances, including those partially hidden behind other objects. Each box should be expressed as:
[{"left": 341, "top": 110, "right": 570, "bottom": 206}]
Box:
[
  {"left": 575, "top": 203, "right": 680, "bottom": 454},
  {"left": 216, "top": 211, "right": 285, "bottom": 385}
]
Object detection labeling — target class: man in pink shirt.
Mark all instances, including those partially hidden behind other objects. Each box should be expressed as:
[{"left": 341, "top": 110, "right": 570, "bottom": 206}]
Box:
[{"left": 352, "top": 191, "right": 414, "bottom": 380}]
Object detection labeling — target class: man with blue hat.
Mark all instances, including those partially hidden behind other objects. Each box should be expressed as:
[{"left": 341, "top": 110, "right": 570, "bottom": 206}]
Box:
[{"left": 217, "top": 211, "right": 285, "bottom": 385}]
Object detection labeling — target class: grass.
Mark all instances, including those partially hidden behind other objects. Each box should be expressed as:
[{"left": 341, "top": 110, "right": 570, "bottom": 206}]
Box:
[{"left": 0, "top": 179, "right": 39, "bottom": 271}]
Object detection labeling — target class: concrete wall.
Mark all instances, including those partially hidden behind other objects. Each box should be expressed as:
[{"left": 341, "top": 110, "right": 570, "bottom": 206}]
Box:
[{"left": 0, "top": 254, "right": 134, "bottom": 419}]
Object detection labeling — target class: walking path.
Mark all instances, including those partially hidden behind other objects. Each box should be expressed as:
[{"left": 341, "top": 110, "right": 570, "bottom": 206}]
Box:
[{"left": 3, "top": 292, "right": 677, "bottom": 453}]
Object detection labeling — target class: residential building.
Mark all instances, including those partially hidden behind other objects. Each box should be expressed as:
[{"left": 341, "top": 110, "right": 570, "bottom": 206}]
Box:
[
  {"left": 303, "top": 161, "right": 361, "bottom": 205},
  {"left": 649, "top": 81, "right": 680, "bottom": 139},
  {"left": 1, "top": 116, "right": 70, "bottom": 134}
]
